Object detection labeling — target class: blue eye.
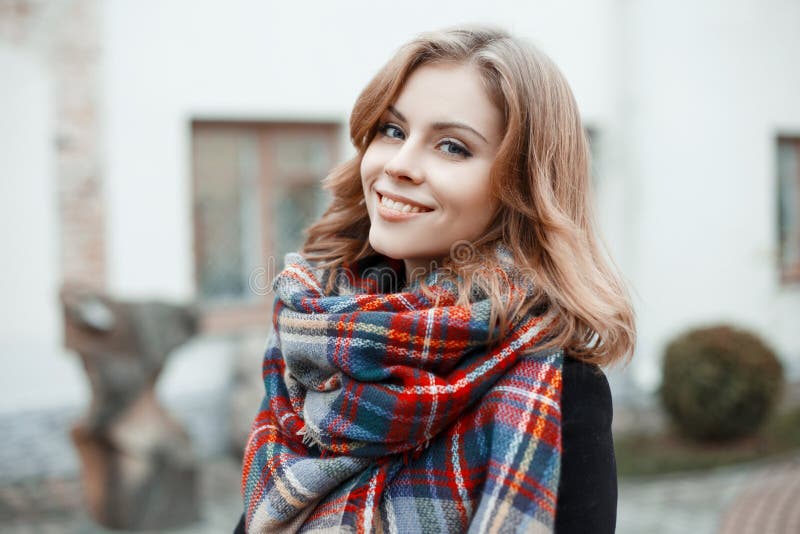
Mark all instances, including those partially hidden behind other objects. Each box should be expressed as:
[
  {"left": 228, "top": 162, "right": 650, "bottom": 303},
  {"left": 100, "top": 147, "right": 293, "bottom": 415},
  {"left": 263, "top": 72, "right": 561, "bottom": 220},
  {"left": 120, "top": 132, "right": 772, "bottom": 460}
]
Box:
[
  {"left": 439, "top": 140, "right": 472, "bottom": 158},
  {"left": 378, "top": 122, "right": 405, "bottom": 139}
]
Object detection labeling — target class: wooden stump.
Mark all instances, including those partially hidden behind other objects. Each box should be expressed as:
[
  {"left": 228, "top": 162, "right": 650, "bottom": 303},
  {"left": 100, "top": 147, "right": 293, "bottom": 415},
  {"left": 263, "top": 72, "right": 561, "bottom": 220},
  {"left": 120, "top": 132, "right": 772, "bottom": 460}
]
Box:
[{"left": 60, "top": 286, "right": 201, "bottom": 530}]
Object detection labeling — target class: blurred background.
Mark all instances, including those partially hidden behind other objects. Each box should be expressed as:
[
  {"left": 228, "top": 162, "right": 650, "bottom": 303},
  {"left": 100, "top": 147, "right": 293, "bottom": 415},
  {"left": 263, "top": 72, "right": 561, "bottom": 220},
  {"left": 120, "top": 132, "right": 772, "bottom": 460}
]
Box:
[{"left": 1, "top": 0, "right": 799, "bottom": 532}]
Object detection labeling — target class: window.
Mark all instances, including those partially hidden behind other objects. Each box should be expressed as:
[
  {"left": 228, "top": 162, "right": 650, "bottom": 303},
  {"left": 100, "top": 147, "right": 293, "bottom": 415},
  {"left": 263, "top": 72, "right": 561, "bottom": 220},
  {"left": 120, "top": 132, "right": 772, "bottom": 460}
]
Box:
[
  {"left": 585, "top": 126, "right": 602, "bottom": 188},
  {"left": 777, "top": 136, "right": 800, "bottom": 284},
  {"left": 192, "top": 122, "right": 338, "bottom": 332}
]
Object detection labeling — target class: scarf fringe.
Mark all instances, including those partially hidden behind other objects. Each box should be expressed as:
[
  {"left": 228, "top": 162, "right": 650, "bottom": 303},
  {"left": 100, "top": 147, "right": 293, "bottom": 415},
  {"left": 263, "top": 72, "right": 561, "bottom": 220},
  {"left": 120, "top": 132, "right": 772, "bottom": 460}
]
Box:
[{"left": 296, "top": 424, "right": 318, "bottom": 448}]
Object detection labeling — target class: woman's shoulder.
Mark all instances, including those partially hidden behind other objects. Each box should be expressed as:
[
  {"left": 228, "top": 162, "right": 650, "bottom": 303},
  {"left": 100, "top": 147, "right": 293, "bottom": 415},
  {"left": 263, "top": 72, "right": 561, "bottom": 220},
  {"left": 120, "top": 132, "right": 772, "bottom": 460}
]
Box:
[
  {"left": 556, "top": 355, "right": 617, "bottom": 534},
  {"left": 560, "top": 355, "right": 613, "bottom": 430},
  {"left": 495, "top": 350, "right": 612, "bottom": 416}
]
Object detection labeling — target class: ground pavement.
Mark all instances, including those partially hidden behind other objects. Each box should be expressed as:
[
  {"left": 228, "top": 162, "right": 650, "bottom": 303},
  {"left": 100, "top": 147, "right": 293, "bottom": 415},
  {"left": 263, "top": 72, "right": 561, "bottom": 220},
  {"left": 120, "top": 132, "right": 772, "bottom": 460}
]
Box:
[
  {"left": 618, "top": 452, "right": 800, "bottom": 534},
  {"left": 1, "top": 452, "right": 799, "bottom": 533}
]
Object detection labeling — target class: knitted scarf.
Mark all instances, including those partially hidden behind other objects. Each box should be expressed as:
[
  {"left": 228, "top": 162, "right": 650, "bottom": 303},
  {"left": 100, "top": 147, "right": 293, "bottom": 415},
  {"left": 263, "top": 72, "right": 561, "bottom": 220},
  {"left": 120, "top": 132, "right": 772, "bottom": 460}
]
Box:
[{"left": 241, "top": 242, "right": 564, "bottom": 533}]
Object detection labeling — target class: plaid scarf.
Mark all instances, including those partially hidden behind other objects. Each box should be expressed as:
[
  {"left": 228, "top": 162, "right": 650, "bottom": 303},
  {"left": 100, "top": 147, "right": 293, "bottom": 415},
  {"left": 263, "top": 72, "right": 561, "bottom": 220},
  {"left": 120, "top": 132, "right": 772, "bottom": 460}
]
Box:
[{"left": 241, "top": 243, "right": 563, "bottom": 533}]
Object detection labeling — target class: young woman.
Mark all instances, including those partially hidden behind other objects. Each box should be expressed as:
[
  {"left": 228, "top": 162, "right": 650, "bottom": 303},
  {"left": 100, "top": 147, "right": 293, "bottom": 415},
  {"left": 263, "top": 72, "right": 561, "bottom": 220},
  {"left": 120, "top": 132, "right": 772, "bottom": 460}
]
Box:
[{"left": 236, "top": 24, "right": 635, "bottom": 533}]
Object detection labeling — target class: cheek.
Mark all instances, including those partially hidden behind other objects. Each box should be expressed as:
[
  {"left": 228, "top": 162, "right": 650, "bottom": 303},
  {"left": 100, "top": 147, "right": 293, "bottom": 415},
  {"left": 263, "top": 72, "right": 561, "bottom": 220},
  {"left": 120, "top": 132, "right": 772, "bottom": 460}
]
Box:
[
  {"left": 360, "top": 144, "right": 382, "bottom": 184},
  {"left": 446, "top": 168, "right": 494, "bottom": 211},
  {"left": 440, "top": 171, "right": 496, "bottom": 234}
]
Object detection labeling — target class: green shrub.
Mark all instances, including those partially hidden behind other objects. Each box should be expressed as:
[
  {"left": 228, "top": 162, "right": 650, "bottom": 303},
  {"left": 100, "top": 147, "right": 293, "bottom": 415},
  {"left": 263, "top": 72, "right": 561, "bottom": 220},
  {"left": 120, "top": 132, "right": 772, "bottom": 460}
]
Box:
[{"left": 659, "top": 324, "right": 784, "bottom": 441}]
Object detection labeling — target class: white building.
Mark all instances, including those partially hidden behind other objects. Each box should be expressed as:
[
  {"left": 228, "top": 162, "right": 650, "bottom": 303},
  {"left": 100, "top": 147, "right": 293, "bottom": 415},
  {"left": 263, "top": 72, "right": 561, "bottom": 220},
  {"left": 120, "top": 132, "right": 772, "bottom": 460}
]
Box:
[{"left": 1, "top": 0, "right": 799, "bottom": 479}]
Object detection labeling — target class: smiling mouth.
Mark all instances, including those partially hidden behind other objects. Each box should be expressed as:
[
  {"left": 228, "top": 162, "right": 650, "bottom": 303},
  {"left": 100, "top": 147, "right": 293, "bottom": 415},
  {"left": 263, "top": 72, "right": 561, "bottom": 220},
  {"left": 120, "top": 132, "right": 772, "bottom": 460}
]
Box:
[{"left": 377, "top": 192, "right": 434, "bottom": 214}]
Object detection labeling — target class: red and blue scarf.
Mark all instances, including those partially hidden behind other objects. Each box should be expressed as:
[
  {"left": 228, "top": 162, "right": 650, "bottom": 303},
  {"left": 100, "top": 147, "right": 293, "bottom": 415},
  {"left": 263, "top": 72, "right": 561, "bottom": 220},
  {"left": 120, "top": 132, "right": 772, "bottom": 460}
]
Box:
[{"left": 241, "top": 243, "right": 563, "bottom": 533}]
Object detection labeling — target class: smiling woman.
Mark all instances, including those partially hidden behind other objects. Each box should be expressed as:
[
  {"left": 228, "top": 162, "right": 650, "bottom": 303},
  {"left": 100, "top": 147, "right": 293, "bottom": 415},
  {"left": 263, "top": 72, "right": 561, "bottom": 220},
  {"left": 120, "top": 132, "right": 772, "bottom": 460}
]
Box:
[{"left": 236, "top": 24, "right": 635, "bottom": 534}]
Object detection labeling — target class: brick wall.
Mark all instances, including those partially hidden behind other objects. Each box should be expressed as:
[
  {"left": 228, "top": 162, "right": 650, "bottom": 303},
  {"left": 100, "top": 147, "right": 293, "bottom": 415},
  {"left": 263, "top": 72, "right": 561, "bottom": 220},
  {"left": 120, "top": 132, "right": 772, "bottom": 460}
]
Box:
[{"left": 0, "top": 0, "right": 106, "bottom": 288}]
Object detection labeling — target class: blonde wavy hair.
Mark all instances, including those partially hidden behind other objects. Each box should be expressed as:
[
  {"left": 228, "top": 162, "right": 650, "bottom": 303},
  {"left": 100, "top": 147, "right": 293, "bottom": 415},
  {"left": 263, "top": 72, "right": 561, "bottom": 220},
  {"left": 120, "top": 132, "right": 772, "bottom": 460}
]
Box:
[{"left": 300, "top": 24, "right": 636, "bottom": 366}]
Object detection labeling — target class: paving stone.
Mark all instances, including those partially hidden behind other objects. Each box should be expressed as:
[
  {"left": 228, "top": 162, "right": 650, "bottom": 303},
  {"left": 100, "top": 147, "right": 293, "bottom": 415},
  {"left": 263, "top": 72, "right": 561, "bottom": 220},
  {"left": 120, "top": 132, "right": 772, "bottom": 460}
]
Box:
[
  {"left": 618, "top": 453, "right": 800, "bottom": 534},
  {"left": 0, "top": 456, "right": 243, "bottom": 533},
  {"left": 2, "top": 451, "right": 800, "bottom": 533},
  {"left": 717, "top": 456, "right": 800, "bottom": 534}
]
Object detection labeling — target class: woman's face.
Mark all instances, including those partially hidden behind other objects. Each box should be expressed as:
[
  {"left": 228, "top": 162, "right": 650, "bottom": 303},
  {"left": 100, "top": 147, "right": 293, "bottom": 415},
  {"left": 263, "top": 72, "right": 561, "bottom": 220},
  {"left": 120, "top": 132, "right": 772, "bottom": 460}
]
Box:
[{"left": 360, "top": 62, "right": 504, "bottom": 281}]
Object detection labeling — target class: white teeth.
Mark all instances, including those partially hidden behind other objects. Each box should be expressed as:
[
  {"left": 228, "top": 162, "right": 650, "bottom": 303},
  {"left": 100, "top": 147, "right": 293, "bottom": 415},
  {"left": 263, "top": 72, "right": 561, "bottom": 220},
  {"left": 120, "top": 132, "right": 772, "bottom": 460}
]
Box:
[{"left": 379, "top": 194, "right": 426, "bottom": 213}]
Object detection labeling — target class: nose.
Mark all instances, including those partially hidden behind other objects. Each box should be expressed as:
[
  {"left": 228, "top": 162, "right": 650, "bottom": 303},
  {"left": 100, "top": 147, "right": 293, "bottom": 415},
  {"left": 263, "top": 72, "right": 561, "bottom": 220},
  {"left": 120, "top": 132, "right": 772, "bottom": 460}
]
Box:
[{"left": 383, "top": 139, "right": 425, "bottom": 184}]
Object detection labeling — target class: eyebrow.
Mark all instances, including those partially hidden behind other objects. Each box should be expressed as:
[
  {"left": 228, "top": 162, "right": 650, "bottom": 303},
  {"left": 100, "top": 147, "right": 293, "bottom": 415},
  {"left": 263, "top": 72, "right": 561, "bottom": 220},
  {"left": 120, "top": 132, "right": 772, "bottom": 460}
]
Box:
[{"left": 387, "top": 105, "right": 489, "bottom": 145}]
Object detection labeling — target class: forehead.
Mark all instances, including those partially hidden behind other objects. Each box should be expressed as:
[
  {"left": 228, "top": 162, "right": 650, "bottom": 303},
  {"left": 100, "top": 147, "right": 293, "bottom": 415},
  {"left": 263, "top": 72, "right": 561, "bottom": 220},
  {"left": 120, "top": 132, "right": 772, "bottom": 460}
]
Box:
[{"left": 391, "top": 62, "right": 502, "bottom": 138}]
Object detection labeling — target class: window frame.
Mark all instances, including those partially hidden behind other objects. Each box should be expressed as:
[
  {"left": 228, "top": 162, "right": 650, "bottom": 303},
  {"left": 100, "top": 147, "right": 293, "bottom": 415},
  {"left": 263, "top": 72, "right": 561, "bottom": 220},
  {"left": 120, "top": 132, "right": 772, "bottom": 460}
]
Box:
[
  {"left": 190, "top": 120, "right": 341, "bottom": 334},
  {"left": 777, "top": 135, "right": 800, "bottom": 286}
]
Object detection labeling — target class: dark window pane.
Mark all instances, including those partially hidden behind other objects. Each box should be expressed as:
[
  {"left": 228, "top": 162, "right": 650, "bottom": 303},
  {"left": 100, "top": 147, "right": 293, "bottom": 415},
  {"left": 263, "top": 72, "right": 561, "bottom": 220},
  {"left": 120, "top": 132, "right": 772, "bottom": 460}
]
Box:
[
  {"left": 194, "top": 129, "right": 262, "bottom": 302},
  {"left": 778, "top": 138, "right": 800, "bottom": 283},
  {"left": 272, "top": 181, "right": 328, "bottom": 265}
]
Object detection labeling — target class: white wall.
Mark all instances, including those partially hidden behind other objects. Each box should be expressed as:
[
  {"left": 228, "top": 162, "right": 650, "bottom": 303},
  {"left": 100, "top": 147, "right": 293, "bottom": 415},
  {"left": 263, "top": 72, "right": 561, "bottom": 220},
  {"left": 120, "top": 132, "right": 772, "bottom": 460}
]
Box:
[
  {"left": 0, "top": 46, "right": 88, "bottom": 413},
  {"left": 0, "top": 43, "right": 233, "bottom": 471},
  {"left": 621, "top": 0, "right": 800, "bottom": 388}
]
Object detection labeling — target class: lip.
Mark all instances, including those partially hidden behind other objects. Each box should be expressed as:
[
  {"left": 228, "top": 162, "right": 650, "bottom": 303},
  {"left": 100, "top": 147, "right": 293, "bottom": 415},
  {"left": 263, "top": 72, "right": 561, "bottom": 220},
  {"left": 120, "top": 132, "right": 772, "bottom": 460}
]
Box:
[
  {"left": 375, "top": 190, "right": 432, "bottom": 221},
  {"left": 375, "top": 189, "right": 435, "bottom": 211}
]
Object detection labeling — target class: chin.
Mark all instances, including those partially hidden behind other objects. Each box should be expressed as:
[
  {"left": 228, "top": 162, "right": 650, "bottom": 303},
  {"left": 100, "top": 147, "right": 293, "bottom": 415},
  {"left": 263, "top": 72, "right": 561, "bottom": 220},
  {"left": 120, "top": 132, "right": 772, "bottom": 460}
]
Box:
[
  {"left": 368, "top": 239, "right": 404, "bottom": 260},
  {"left": 370, "top": 225, "right": 450, "bottom": 258}
]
